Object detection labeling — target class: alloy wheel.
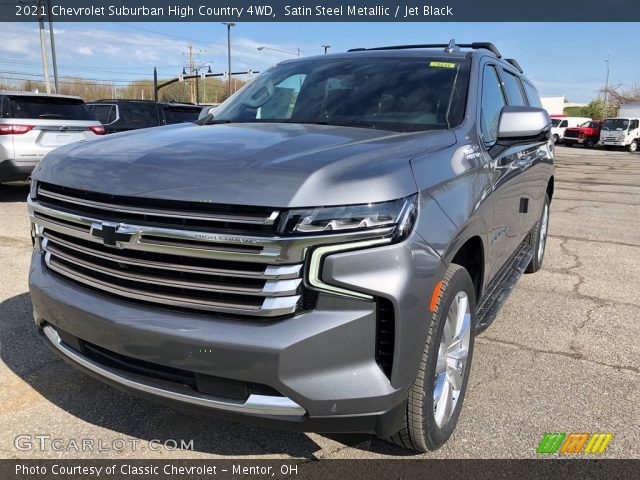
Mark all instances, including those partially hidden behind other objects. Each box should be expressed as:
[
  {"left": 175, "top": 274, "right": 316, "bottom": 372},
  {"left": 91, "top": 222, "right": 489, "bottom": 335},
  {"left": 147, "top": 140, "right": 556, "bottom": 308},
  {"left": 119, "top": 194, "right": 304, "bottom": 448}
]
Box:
[{"left": 433, "top": 291, "right": 471, "bottom": 428}]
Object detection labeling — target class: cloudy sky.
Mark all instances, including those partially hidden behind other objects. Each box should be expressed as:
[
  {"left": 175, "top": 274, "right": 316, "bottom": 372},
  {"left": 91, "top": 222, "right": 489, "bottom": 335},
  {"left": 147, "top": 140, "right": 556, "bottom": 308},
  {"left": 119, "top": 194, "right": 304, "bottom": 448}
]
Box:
[{"left": 1, "top": 22, "right": 638, "bottom": 102}]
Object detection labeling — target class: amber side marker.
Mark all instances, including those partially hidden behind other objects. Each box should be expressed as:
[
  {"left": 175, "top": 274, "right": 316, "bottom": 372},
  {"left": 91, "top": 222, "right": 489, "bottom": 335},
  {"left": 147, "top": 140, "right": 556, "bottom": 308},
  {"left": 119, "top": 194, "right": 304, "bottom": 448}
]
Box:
[{"left": 430, "top": 280, "right": 444, "bottom": 313}]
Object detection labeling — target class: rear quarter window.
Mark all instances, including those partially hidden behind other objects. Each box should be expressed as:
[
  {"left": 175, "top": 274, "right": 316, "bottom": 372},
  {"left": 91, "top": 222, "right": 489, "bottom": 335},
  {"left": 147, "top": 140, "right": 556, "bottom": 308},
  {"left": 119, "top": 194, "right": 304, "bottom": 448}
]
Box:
[
  {"left": 89, "top": 104, "right": 118, "bottom": 124},
  {"left": 5, "top": 96, "right": 96, "bottom": 120},
  {"left": 522, "top": 82, "right": 543, "bottom": 108},
  {"left": 502, "top": 71, "right": 527, "bottom": 106}
]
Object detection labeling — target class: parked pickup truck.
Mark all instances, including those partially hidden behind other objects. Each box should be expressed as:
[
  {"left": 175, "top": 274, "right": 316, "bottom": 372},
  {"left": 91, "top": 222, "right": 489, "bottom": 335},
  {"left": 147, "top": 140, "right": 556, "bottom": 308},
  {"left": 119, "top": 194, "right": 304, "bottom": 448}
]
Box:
[
  {"left": 562, "top": 120, "right": 602, "bottom": 149},
  {"left": 28, "top": 41, "right": 554, "bottom": 452}
]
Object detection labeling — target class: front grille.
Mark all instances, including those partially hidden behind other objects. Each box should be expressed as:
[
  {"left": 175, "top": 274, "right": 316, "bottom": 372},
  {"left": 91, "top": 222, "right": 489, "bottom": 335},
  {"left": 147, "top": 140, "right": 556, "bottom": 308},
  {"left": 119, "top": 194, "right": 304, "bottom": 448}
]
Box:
[
  {"left": 563, "top": 130, "right": 580, "bottom": 138},
  {"left": 37, "top": 182, "right": 280, "bottom": 235},
  {"left": 33, "top": 183, "right": 312, "bottom": 318}
]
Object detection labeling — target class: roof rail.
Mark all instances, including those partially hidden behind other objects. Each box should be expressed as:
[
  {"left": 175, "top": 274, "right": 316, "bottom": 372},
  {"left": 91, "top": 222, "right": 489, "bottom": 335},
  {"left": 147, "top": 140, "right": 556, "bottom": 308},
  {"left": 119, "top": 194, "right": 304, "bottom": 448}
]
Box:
[
  {"left": 347, "top": 41, "right": 501, "bottom": 58},
  {"left": 505, "top": 58, "right": 523, "bottom": 73}
]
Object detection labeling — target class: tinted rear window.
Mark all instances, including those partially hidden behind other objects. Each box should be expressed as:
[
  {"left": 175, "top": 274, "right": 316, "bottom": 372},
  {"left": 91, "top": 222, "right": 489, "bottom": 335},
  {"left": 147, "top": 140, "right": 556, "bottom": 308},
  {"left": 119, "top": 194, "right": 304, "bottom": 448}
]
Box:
[
  {"left": 89, "top": 104, "right": 118, "bottom": 124},
  {"left": 162, "top": 107, "right": 201, "bottom": 124},
  {"left": 5, "top": 96, "right": 96, "bottom": 120},
  {"left": 117, "top": 103, "right": 160, "bottom": 129}
]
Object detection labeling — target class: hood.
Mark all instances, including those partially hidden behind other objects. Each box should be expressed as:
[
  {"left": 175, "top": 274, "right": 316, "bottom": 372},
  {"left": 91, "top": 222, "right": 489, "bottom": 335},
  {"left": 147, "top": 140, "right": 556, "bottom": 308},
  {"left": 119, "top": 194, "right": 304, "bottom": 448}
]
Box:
[{"left": 33, "top": 122, "right": 456, "bottom": 207}]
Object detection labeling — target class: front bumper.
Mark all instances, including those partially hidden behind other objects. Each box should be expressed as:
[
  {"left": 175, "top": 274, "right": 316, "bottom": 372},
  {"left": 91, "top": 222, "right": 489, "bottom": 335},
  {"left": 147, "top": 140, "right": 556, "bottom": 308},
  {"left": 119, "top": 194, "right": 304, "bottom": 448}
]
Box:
[{"left": 30, "top": 233, "right": 444, "bottom": 436}]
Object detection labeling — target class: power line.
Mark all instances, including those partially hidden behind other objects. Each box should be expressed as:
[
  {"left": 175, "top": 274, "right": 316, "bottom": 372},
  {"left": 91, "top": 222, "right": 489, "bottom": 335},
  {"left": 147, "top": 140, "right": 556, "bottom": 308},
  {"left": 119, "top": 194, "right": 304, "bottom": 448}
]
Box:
[
  {"left": 0, "top": 57, "right": 184, "bottom": 74},
  {"left": 114, "top": 22, "right": 209, "bottom": 45},
  {"left": 0, "top": 73, "right": 156, "bottom": 86}
]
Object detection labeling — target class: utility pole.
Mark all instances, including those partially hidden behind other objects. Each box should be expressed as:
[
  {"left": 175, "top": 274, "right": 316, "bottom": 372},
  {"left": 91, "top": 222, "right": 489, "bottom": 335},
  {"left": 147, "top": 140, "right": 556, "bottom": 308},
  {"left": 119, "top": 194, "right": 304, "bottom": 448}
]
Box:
[
  {"left": 38, "top": 2, "right": 51, "bottom": 93},
  {"left": 222, "top": 23, "right": 235, "bottom": 98},
  {"left": 153, "top": 67, "right": 158, "bottom": 102},
  {"left": 321, "top": 45, "right": 331, "bottom": 55},
  {"left": 46, "top": 0, "right": 59, "bottom": 93},
  {"left": 603, "top": 56, "right": 610, "bottom": 119}
]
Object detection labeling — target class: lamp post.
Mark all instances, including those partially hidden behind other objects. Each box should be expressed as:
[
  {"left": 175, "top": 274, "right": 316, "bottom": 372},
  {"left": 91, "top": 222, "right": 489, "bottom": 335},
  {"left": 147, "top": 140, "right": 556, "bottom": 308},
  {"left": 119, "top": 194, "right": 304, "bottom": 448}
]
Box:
[
  {"left": 321, "top": 45, "right": 331, "bottom": 55},
  {"left": 222, "top": 22, "right": 235, "bottom": 97},
  {"left": 257, "top": 46, "right": 301, "bottom": 57},
  {"left": 182, "top": 63, "right": 213, "bottom": 105}
]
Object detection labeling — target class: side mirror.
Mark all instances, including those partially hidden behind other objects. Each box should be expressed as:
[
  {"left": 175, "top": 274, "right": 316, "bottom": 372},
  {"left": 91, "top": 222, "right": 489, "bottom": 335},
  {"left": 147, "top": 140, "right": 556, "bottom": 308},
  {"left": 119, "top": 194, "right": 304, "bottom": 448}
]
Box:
[{"left": 490, "top": 106, "right": 550, "bottom": 157}]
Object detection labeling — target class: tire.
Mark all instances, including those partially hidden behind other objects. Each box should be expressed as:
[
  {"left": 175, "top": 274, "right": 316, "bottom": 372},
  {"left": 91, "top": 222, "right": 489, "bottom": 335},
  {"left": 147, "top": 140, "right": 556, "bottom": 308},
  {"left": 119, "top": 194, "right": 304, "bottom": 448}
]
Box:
[
  {"left": 388, "top": 264, "right": 476, "bottom": 452},
  {"left": 584, "top": 138, "right": 596, "bottom": 149},
  {"left": 525, "top": 194, "right": 550, "bottom": 273},
  {"left": 552, "top": 134, "right": 560, "bottom": 145},
  {"left": 628, "top": 140, "right": 638, "bottom": 153}
]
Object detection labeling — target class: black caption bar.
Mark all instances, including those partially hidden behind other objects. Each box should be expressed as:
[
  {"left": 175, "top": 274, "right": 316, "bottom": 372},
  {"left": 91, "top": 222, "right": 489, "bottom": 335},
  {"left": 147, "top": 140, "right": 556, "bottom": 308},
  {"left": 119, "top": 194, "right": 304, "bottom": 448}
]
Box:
[
  {"left": 2, "top": 459, "right": 639, "bottom": 480},
  {"left": 2, "top": 0, "right": 640, "bottom": 22}
]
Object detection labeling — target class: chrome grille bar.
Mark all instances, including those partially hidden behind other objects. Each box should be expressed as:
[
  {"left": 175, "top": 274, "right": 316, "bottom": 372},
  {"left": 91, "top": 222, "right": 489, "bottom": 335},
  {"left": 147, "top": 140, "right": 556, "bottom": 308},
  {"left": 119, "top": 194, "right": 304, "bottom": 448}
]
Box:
[
  {"left": 41, "top": 231, "right": 302, "bottom": 280},
  {"left": 37, "top": 184, "right": 280, "bottom": 226}
]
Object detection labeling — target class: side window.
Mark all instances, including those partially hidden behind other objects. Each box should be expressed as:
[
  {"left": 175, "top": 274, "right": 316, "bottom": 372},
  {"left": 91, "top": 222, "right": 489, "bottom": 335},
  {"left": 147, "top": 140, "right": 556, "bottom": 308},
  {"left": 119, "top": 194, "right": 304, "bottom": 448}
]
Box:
[
  {"left": 522, "top": 81, "right": 543, "bottom": 108},
  {"left": 502, "top": 71, "right": 527, "bottom": 106},
  {"left": 481, "top": 65, "right": 507, "bottom": 144},
  {"left": 559, "top": 120, "right": 568, "bottom": 128},
  {"left": 119, "top": 103, "right": 160, "bottom": 129},
  {"left": 629, "top": 120, "right": 639, "bottom": 130}
]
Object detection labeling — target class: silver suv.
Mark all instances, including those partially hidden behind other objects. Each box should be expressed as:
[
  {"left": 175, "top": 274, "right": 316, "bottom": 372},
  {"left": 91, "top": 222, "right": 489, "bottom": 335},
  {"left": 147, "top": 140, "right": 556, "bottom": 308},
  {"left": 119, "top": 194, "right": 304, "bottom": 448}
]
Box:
[
  {"left": 28, "top": 41, "right": 554, "bottom": 452},
  {"left": 0, "top": 91, "right": 104, "bottom": 183}
]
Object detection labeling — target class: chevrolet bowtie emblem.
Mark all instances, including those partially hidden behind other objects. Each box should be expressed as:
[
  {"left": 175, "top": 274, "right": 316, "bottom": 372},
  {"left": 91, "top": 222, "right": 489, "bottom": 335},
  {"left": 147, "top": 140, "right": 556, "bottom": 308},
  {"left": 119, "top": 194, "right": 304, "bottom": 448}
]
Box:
[{"left": 91, "top": 222, "right": 134, "bottom": 248}]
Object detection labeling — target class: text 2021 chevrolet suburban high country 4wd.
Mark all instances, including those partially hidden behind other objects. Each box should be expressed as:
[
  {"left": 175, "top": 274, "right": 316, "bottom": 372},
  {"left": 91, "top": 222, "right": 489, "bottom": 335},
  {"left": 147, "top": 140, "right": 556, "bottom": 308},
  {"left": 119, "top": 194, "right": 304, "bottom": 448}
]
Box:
[{"left": 28, "top": 41, "right": 554, "bottom": 452}]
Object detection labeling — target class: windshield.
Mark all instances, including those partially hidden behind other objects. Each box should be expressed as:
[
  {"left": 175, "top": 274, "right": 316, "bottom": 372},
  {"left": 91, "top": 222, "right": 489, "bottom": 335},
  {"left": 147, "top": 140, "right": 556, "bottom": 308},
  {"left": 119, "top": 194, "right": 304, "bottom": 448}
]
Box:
[
  {"left": 551, "top": 118, "right": 562, "bottom": 127},
  {"left": 580, "top": 121, "right": 594, "bottom": 128},
  {"left": 602, "top": 119, "right": 629, "bottom": 131},
  {"left": 6, "top": 96, "right": 96, "bottom": 120},
  {"left": 212, "top": 57, "right": 471, "bottom": 132}
]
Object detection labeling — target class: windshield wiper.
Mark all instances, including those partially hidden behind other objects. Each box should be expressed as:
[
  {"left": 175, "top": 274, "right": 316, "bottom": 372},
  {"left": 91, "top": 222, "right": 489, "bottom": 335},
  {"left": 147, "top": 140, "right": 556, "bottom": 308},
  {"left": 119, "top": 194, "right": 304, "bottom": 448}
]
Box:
[
  {"left": 196, "top": 116, "right": 233, "bottom": 126},
  {"left": 37, "top": 113, "right": 63, "bottom": 119}
]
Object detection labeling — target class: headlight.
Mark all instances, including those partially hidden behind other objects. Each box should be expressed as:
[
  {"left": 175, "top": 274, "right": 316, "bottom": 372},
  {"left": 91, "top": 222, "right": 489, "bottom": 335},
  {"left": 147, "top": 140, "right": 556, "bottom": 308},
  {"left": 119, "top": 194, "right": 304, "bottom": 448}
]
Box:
[{"left": 278, "top": 194, "right": 418, "bottom": 241}]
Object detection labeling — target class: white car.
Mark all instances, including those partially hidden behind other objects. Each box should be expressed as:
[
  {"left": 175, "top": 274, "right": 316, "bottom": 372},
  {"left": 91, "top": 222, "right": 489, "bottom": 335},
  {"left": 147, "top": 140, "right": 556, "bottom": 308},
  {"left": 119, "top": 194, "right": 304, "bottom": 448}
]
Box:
[{"left": 0, "top": 91, "right": 104, "bottom": 184}]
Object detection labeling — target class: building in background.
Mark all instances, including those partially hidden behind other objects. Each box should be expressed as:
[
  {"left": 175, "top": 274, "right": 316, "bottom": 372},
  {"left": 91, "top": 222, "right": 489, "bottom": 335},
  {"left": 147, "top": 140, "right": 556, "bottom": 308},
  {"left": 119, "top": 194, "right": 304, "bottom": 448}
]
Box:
[{"left": 541, "top": 96, "right": 587, "bottom": 116}]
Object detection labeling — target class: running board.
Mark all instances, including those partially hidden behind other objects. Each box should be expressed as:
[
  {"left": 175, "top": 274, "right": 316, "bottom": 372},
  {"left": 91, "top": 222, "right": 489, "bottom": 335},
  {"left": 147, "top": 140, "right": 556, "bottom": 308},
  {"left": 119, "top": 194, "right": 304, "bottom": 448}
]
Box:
[{"left": 475, "top": 242, "right": 533, "bottom": 333}]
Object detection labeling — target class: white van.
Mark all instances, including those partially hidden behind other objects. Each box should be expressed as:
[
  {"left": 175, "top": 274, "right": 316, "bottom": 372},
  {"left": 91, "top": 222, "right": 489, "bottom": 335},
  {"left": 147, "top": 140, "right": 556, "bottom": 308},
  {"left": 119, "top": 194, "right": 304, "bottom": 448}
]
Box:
[
  {"left": 550, "top": 117, "right": 591, "bottom": 144},
  {"left": 600, "top": 117, "right": 640, "bottom": 152}
]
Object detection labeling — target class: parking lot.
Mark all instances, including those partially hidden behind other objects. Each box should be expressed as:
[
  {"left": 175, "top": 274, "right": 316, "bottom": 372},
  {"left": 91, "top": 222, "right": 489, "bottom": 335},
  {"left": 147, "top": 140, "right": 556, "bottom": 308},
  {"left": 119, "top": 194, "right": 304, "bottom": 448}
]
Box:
[{"left": 0, "top": 146, "right": 638, "bottom": 460}]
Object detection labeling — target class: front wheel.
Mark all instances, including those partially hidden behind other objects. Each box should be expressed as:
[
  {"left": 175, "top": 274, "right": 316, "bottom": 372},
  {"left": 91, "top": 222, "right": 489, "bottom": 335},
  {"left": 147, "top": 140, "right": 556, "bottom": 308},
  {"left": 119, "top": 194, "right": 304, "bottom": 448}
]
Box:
[
  {"left": 388, "top": 264, "right": 476, "bottom": 452},
  {"left": 628, "top": 141, "right": 638, "bottom": 153},
  {"left": 552, "top": 134, "right": 560, "bottom": 144},
  {"left": 526, "top": 194, "right": 550, "bottom": 273},
  {"left": 584, "top": 138, "right": 596, "bottom": 149}
]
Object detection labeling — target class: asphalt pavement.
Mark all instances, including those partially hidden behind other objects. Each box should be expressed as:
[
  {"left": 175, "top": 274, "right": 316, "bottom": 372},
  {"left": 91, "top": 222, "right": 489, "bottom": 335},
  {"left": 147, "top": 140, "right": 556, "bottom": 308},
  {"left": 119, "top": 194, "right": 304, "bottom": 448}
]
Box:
[{"left": 1, "top": 146, "right": 638, "bottom": 460}]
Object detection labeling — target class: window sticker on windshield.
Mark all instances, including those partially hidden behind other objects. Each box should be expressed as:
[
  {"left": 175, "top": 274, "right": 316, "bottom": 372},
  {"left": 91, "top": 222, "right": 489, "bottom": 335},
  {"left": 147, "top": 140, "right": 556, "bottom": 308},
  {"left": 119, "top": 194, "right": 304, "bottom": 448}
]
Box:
[{"left": 429, "top": 61, "right": 456, "bottom": 68}]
